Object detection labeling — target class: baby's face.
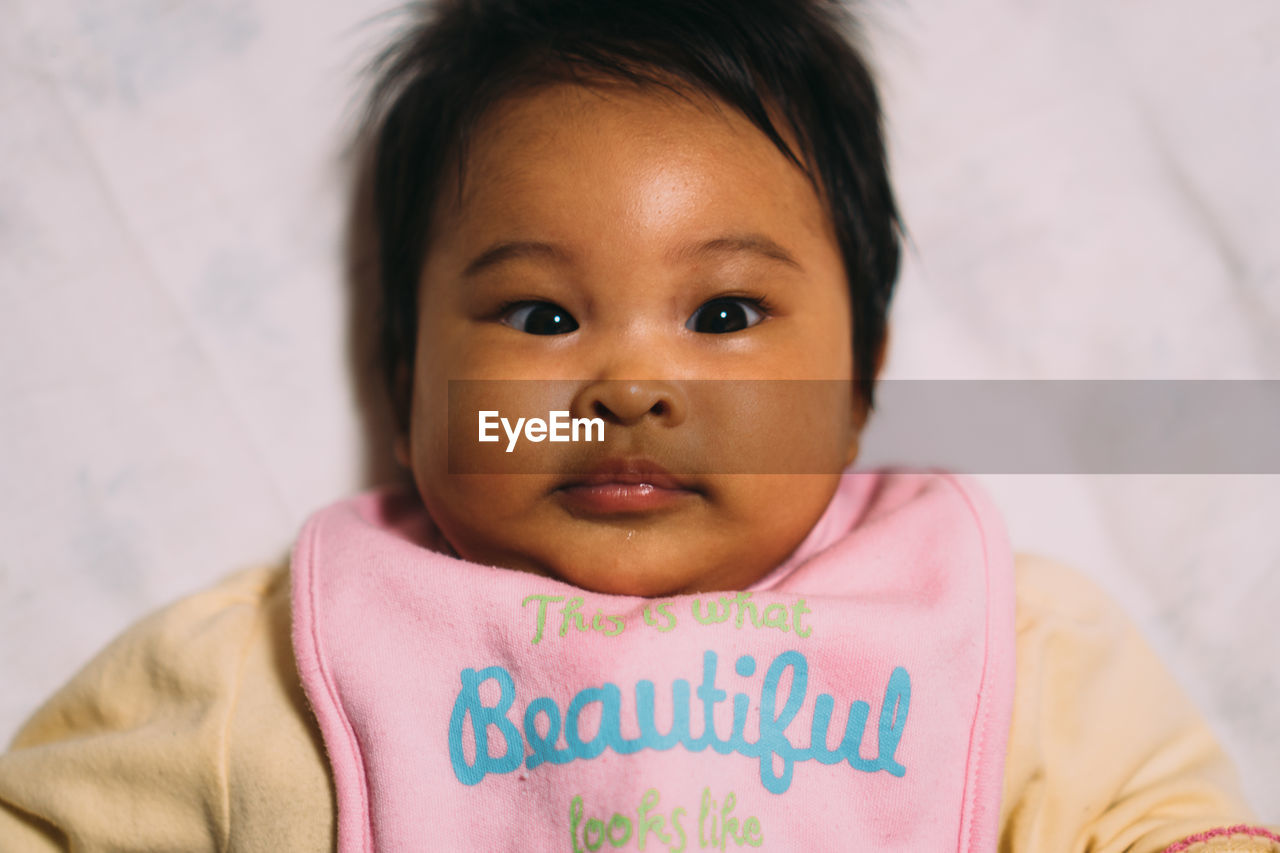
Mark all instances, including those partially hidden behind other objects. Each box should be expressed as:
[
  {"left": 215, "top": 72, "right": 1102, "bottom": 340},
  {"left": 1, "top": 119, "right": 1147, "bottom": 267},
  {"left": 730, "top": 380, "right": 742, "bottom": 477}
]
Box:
[{"left": 401, "top": 82, "right": 863, "bottom": 596}]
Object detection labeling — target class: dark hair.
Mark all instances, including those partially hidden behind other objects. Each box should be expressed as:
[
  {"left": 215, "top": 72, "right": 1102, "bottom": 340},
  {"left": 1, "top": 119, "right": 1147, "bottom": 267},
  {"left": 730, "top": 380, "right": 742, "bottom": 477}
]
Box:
[{"left": 363, "top": 0, "right": 902, "bottom": 431}]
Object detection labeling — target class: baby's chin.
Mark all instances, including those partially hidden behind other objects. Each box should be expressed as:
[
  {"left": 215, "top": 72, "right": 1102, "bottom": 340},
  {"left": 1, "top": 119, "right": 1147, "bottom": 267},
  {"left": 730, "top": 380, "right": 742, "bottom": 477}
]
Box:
[
  {"left": 450, "top": 527, "right": 790, "bottom": 599},
  {"left": 539, "top": 559, "right": 707, "bottom": 599},
  {"left": 466, "top": 547, "right": 709, "bottom": 598},
  {"left": 422, "top": 475, "right": 832, "bottom": 596}
]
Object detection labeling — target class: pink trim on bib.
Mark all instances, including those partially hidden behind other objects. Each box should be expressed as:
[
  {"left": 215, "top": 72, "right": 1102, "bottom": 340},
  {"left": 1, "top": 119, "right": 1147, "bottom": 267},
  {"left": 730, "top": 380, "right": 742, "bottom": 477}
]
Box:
[{"left": 1163, "top": 825, "right": 1280, "bottom": 852}]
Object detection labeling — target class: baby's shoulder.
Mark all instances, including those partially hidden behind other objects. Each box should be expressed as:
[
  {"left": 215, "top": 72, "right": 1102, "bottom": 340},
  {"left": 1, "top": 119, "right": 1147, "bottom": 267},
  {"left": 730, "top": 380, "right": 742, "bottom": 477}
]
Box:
[
  {"left": 1011, "top": 551, "right": 1132, "bottom": 636},
  {"left": 10, "top": 563, "right": 286, "bottom": 750},
  {"left": 0, "top": 561, "right": 334, "bottom": 852}
]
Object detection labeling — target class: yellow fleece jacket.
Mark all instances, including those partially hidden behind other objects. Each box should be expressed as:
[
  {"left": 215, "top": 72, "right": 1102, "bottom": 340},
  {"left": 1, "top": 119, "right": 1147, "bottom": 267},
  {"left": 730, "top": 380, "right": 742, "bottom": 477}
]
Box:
[{"left": 0, "top": 554, "right": 1274, "bottom": 852}]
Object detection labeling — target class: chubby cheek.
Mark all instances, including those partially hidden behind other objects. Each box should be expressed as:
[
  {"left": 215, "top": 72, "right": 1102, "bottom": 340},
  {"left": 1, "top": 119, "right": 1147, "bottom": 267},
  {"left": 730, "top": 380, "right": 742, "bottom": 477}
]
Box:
[
  {"left": 407, "top": 390, "right": 568, "bottom": 570},
  {"left": 418, "top": 474, "right": 549, "bottom": 570},
  {"left": 713, "top": 474, "right": 843, "bottom": 558}
]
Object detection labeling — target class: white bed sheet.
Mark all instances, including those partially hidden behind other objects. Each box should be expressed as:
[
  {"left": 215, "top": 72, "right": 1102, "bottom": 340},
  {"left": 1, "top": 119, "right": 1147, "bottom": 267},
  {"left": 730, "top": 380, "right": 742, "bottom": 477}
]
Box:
[{"left": 2, "top": 0, "right": 1276, "bottom": 818}]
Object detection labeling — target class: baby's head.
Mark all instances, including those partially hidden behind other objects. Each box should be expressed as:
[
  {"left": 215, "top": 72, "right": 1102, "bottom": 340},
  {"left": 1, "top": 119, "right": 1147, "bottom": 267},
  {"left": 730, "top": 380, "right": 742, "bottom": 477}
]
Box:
[{"left": 363, "top": 0, "right": 901, "bottom": 596}]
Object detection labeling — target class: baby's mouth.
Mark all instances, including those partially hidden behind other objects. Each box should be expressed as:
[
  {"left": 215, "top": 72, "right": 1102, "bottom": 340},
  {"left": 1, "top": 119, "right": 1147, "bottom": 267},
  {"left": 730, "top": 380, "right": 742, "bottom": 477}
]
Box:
[{"left": 554, "top": 457, "right": 702, "bottom": 516}]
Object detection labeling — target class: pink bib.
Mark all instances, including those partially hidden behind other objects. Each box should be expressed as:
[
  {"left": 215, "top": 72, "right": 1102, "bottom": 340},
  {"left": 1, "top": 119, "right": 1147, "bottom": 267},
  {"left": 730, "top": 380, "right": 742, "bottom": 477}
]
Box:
[{"left": 292, "top": 470, "right": 1015, "bottom": 852}]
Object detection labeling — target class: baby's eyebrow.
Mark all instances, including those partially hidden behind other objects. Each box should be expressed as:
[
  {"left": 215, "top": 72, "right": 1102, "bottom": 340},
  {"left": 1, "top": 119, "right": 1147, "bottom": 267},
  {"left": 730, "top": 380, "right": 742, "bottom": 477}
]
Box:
[
  {"left": 461, "top": 233, "right": 803, "bottom": 278},
  {"left": 462, "top": 241, "right": 573, "bottom": 278},
  {"left": 670, "top": 234, "right": 803, "bottom": 271}
]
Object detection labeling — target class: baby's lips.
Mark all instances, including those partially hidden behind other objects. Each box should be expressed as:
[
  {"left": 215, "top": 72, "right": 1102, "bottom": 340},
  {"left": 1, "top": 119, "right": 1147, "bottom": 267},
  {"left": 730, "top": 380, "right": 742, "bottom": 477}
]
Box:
[{"left": 556, "top": 455, "right": 702, "bottom": 492}]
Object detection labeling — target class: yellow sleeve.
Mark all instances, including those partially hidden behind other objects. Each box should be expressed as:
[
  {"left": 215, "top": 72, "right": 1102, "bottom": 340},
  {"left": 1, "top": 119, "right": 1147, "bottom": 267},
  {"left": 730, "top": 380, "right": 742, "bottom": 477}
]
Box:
[
  {"left": 1001, "top": 554, "right": 1279, "bottom": 853},
  {"left": 0, "top": 564, "right": 335, "bottom": 852}
]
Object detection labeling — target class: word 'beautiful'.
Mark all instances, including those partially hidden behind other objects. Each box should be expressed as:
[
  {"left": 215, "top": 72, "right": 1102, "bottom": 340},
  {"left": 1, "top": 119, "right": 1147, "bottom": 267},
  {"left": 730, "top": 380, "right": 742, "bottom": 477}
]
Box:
[
  {"left": 479, "top": 410, "right": 605, "bottom": 452},
  {"left": 448, "top": 650, "right": 910, "bottom": 794}
]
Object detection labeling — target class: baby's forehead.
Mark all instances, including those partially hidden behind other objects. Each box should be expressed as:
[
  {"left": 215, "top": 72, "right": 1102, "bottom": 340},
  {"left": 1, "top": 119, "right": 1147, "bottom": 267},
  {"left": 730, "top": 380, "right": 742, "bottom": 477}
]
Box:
[{"left": 439, "top": 82, "right": 833, "bottom": 250}]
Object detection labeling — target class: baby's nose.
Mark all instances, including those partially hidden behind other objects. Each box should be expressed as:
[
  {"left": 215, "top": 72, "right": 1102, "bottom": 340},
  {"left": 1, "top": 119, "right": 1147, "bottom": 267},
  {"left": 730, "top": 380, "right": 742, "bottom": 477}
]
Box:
[{"left": 569, "top": 379, "right": 688, "bottom": 428}]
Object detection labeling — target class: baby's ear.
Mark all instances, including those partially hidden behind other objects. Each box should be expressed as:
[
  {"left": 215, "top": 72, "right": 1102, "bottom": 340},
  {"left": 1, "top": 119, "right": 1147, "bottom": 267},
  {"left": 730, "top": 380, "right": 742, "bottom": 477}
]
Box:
[
  {"left": 842, "top": 429, "right": 861, "bottom": 468},
  {"left": 389, "top": 360, "right": 414, "bottom": 469},
  {"left": 843, "top": 388, "right": 866, "bottom": 468},
  {"left": 843, "top": 323, "right": 890, "bottom": 467},
  {"left": 394, "top": 433, "right": 411, "bottom": 468},
  {"left": 875, "top": 324, "right": 891, "bottom": 379}
]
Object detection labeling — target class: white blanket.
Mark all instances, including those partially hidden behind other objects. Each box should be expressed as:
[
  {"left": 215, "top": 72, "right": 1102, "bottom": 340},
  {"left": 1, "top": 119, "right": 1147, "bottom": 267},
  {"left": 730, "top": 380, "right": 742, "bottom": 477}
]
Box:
[{"left": 1, "top": 0, "right": 1276, "bottom": 817}]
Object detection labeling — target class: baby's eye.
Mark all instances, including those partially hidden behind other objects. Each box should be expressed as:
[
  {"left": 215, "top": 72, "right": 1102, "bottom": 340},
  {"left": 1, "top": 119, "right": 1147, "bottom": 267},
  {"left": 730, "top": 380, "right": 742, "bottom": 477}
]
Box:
[
  {"left": 685, "top": 297, "right": 766, "bottom": 334},
  {"left": 501, "top": 301, "right": 579, "bottom": 335}
]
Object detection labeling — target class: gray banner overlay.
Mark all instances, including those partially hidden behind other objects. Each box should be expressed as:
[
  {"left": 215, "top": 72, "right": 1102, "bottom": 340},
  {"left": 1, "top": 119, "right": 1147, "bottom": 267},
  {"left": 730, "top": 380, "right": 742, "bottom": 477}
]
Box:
[
  {"left": 445, "top": 380, "right": 1280, "bottom": 474},
  {"left": 861, "top": 380, "right": 1280, "bottom": 473}
]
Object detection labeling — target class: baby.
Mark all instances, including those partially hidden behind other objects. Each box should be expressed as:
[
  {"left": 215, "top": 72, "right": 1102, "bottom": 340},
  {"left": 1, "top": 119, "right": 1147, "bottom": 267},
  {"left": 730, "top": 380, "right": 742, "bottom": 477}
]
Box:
[{"left": 0, "top": 0, "right": 1275, "bottom": 851}]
